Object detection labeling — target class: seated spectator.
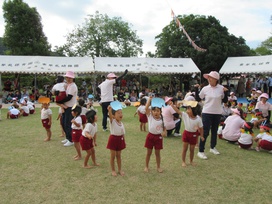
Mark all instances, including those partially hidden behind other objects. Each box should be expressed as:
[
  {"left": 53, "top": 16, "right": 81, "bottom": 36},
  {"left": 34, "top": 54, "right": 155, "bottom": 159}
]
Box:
[
  {"left": 129, "top": 90, "right": 137, "bottom": 102},
  {"left": 176, "top": 90, "right": 183, "bottom": 100},
  {"left": 124, "top": 96, "right": 131, "bottom": 106}
]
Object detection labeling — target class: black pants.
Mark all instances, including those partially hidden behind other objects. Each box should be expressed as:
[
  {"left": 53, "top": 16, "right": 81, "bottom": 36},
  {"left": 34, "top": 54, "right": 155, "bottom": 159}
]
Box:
[
  {"left": 62, "top": 107, "right": 73, "bottom": 142},
  {"left": 101, "top": 101, "right": 111, "bottom": 130}
]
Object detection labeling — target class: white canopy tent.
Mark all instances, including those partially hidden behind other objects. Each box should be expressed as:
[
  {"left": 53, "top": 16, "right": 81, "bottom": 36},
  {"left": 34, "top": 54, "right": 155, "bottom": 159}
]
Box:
[
  {"left": 94, "top": 57, "right": 200, "bottom": 74},
  {"left": 220, "top": 55, "right": 272, "bottom": 74}
]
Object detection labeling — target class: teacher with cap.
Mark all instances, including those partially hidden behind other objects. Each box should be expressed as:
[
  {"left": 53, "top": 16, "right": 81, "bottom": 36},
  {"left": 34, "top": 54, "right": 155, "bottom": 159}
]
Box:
[
  {"left": 195, "top": 71, "right": 228, "bottom": 159},
  {"left": 58, "top": 71, "right": 78, "bottom": 147},
  {"left": 98, "top": 69, "right": 128, "bottom": 131}
]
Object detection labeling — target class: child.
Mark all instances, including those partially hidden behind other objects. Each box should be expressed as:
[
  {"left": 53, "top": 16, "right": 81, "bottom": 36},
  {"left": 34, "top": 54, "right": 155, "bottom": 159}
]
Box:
[
  {"left": 180, "top": 101, "right": 204, "bottom": 167},
  {"left": 7, "top": 106, "right": 20, "bottom": 119},
  {"left": 71, "top": 105, "right": 83, "bottom": 160},
  {"left": 40, "top": 97, "right": 52, "bottom": 141},
  {"left": 78, "top": 99, "right": 88, "bottom": 129},
  {"left": 238, "top": 122, "right": 254, "bottom": 149},
  {"left": 20, "top": 101, "right": 30, "bottom": 117},
  {"left": 254, "top": 124, "right": 272, "bottom": 153},
  {"left": 86, "top": 94, "right": 94, "bottom": 110},
  {"left": 80, "top": 110, "right": 100, "bottom": 168},
  {"left": 56, "top": 107, "right": 65, "bottom": 137},
  {"left": 222, "top": 108, "right": 245, "bottom": 142},
  {"left": 144, "top": 97, "right": 166, "bottom": 173},
  {"left": 52, "top": 76, "right": 67, "bottom": 103},
  {"left": 134, "top": 98, "right": 147, "bottom": 132},
  {"left": 107, "top": 101, "right": 126, "bottom": 176},
  {"left": 123, "top": 95, "right": 131, "bottom": 106}
]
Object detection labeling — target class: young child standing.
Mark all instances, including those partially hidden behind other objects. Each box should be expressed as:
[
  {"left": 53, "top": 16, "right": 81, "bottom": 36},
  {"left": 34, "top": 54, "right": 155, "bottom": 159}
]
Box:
[
  {"left": 107, "top": 101, "right": 126, "bottom": 176},
  {"left": 180, "top": 102, "right": 204, "bottom": 167},
  {"left": 40, "top": 97, "right": 52, "bottom": 142},
  {"left": 80, "top": 110, "right": 100, "bottom": 168},
  {"left": 144, "top": 97, "right": 166, "bottom": 173},
  {"left": 134, "top": 98, "right": 147, "bottom": 131},
  {"left": 254, "top": 124, "right": 272, "bottom": 153},
  {"left": 238, "top": 122, "right": 254, "bottom": 149},
  {"left": 71, "top": 105, "right": 83, "bottom": 160}
]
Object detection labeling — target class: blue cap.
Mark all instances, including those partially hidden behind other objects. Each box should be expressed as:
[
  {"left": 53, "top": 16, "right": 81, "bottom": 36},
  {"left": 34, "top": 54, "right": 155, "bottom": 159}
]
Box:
[
  {"left": 110, "top": 101, "right": 126, "bottom": 111},
  {"left": 88, "top": 94, "right": 94, "bottom": 99},
  {"left": 151, "top": 98, "right": 165, "bottom": 108}
]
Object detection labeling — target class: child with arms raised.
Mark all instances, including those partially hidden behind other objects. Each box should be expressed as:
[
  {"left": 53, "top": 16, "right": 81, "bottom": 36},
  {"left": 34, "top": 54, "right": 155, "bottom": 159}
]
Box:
[
  {"left": 107, "top": 101, "right": 126, "bottom": 176},
  {"left": 80, "top": 110, "right": 99, "bottom": 168},
  {"left": 144, "top": 97, "right": 166, "bottom": 173}
]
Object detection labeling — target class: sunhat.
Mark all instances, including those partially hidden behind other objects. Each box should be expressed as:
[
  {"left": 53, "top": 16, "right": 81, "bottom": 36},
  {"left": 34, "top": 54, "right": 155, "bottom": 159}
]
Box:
[
  {"left": 151, "top": 98, "right": 165, "bottom": 108},
  {"left": 230, "top": 92, "right": 235, "bottom": 95},
  {"left": 256, "top": 90, "right": 262, "bottom": 94},
  {"left": 251, "top": 88, "right": 256, "bottom": 91},
  {"left": 181, "top": 100, "right": 198, "bottom": 108},
  {"left": 38, "top": 97, "right": 50, "bottom": 104},
  {"left": 260, "top": 93, "right": 269, "bottom": 99},
  {"left": 231, "top": 108, "right": 240, "bottom": 115},
  {"left": 71, "top": 104, "right": 82, "bottom": 114},
  {"left": 88, "top": 94, "right": 94, "bottom": 99},
  {"left": 64, "top": 71, "right": 75, "bottom": 79},
  {"left": 203, "top": 71, "right": 220, "bottom": 80},
  {"left": 110, "top": 101, "right": 125, "bottom": 111},
  {"left": 107, "top": 73, "right": 118, "bottom": 78},
  {"left": 164, "top": 96, "right": 173, "bottom": 103}
]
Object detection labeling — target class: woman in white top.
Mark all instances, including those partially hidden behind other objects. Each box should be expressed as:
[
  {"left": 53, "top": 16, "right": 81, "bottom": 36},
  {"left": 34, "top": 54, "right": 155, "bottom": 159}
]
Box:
[{"left": 195, "top": 71, "right": 228, "bottom": 159}]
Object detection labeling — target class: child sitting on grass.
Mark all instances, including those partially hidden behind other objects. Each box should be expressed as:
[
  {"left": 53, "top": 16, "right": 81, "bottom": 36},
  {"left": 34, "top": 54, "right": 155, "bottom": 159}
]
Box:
[
  {"left": 238, "top": 122, "right": 254, "bottom": 150},
  {"left": 79, "top": 110, "right": 100, "bottom": 168},
  {"left": 254, "top": 124, "right": 272, "bottom": 153}
]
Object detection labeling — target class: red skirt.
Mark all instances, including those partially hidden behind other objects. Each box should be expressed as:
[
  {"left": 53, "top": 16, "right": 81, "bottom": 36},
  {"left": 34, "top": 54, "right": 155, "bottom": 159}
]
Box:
[
  {"left": 139, "top": 113, "right": 147, "bottom": 123},
  {"left": 80, "top": 135, "right": 94, "bottom": 150},
  {"left": 72, "top": 129, "right": 82, "bottom": 142}
]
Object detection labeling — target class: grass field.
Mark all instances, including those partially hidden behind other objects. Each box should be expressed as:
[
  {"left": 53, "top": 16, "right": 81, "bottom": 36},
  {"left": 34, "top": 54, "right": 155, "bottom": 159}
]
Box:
[{"left": 1, "top": 105, "right": 272, "bottom": 204}]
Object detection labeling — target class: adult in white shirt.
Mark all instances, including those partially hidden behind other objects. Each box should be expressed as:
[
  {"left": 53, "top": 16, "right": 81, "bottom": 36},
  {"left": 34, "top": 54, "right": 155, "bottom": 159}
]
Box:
[
  {"left": 195, "top": 71, "right": 228, "bottom": 159},
  {"left": 98, "top": 70, "right": 128, "bottom": 131},
  {"left": 58, "top": 71, "right": 78, "bottom": 147}
]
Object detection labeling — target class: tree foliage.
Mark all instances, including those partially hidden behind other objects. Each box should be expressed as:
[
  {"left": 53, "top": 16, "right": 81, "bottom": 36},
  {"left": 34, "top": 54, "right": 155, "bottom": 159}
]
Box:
[
  {"left": 2, "top": 0, "right": 50, "bottom": 55},
  {"left": 56, "top": 11, "right": 143, "bottom": 57},
  {"left": 155, "top": 15, "right": 253, "bottom": 73}
]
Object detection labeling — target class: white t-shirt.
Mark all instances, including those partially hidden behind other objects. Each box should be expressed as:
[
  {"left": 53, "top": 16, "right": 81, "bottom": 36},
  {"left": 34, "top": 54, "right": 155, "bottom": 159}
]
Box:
[
  {"left": 81, "top": 107, "right": 88, "bottom": 115},
  {"left": 147, "top": 114, "right": 164, "bottom": 135},
  {"left": 109, "top": 119, "right": 125, "bottom": 136},
  {"left": 21, "top": 106, "right": 30, "bottom": 114},
  {"left": 238, "top": 132, "right": 253, "bottom": 145},
  {"left": 52, "top": 82, "right": 66, "bottom": 92},
  {"left": 162, "top": 105, "right": 176, "bottom": 130},
  {"left": 256, "top": 132, "right": 272, "bottom": 142},
  {"left": 181, "top": 112, "right": 203, "bottom": 132},
  {"left": 199, "top": 84, "right": 225, "bottom": 114},
  {"left": 98, "top": 79, "right": 116, "bottom": 103},
  {"left": 137, "top": 105, "right": 146, "bottom": 114},
  {"left": 71, "top": 116, "right": 82, "bottom": 130},
  {"left": 64, "top": 83, "right": 78, "bottom": 107},
  {"left": 82, "top": 123, "right": 97, "bottom": 138},
  {"left": 222, "top": 114, "right": 245, "bottom": 141},
  {"left": 9, "top": 108, "right": 20, "bottom": 115},
  {"left": 41, "top": 108, "right": 52, "bottom": 120}
]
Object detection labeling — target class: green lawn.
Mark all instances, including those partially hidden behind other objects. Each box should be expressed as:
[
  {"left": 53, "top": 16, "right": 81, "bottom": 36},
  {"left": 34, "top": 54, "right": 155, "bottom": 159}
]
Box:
[{"left": 0, "top": 105, "right": 272, "bottom": 204}]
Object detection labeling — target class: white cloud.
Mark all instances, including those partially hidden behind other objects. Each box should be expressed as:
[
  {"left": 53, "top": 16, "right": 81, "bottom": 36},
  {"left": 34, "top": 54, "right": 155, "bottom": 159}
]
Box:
[{"left": 0, "top": 0, "right": 271, "bottom": 55}]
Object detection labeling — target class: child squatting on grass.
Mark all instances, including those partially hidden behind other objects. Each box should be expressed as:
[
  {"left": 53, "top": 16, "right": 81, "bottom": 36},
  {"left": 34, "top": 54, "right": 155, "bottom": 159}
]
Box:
[
  {"left": 107, "top": 101, "right": 126, "bottom": 176},
  {"left": 254, "top": 124, "right": 272, "bottom": 153},
  {"left": 71, "top": 105, "right": 83, "bottom": 161},
  {"left": 144, "top": 97, "right": 167, "bottom": 173},
  {"left": 40, "top": 97, "right": 52, "bottom": 142},
  {"left": 79, "top": 109, "right": 100, "bottom": 168}
]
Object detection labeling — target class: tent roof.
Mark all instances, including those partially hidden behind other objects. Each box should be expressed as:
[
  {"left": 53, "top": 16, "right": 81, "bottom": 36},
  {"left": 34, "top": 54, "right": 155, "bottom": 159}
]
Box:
[
  {"left": 95, "top": 57, "right": 200, "bottom": 75},
  {"left": 220, "top": 55, "right": 272, "bottom": 74},
  {"left": 0, "top": 55, "right": 94, "bottom": 74}
]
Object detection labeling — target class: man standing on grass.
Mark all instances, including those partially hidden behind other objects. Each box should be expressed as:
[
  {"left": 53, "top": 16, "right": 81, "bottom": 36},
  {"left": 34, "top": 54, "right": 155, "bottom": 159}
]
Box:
[
  {"left": 98, "top": 69, "right": 128, "bottom": 131},
  {"left": 58, "top": 71, "right": 78, "bottom": 147}
]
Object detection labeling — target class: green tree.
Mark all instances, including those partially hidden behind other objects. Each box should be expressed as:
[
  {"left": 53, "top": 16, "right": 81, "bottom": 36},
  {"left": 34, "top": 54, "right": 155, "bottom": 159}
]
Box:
[
  {"left": 155, "top": 15, "right": 252, "bottom": 73},
  {"left": 56, "top": 11, "right": 143, "bottom": 57},
  {"left": 2, "top": 0, "right": 50, "bottom": 55},
  {"left": 0, "top": 37, "right": 8, "bottom": 54}
]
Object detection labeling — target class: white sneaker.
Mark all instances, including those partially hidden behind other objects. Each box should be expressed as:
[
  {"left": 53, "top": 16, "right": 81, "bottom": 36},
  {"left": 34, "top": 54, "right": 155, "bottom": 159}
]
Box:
[
  {"left": 197, "top": 152, "right": 208, "bottom": 160},
  {"left": 63, "top": 141, "right": 74, "bottom": 147},
  {"left": 210, "top": 148, "right": 220, "bottom": 155},
  {"left": 174, "top": 133, "right": 181, "bottom": 137},
  {"left": 61, "top": 139, "right": 68, "bottom": 144}
]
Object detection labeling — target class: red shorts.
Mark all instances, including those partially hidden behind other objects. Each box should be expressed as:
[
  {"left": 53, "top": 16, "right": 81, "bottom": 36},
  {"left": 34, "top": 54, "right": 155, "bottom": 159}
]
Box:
[
  {"left": 30, "top": 109, "right": 35, "bottom": 114},
  {"left": 42, "top": 119, "right": 51, "bottom": 129},
  {"left": 10, "top": 114, "right": 19, "bottom": 119},
  {"left": 259, "top": 140, "right": 272, "bottom": 151},
  {"left": 22, "top": 112, "right": 29, "bottom": 116},
  {"left": 238, "top": 142, "right": 252, "bottom": 149},
  {"left": 144, "top": 132, "right": 163, "bottom": 150},
  {"left": 56, "top": 91, "right": 66, "bottom": 103},
  {"left": 139, "top": 113, "right": 147, "bottom": 123},
  {"left": 182, "top": 130, "right": 199, "bottom": 145},
  {"left": 107, "top": 135, "right": 126, "bottom": 151},
  {"left": 80, "top": 135, "right": 94, "bottom": 150},
  {"left": 81, "top": 115, "right": 87, "bottom": 125},
  {"left": 72, "top": 129, "right": 82, "bottom": 143}
]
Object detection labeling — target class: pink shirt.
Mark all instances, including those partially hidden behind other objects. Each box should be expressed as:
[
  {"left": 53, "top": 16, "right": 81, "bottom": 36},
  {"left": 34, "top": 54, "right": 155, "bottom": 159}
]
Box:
[
  {"left": 222, "top": 114, "right": 245, "bottom": 141},
  {"left": 255, "top": 101, "right": 272, "bottom": 117},
  {"left": 162, "top": 105, "right": 176, "bottom": 130},
  {"left": 199, "top": 84, "right": 225, "bottom": 114}
]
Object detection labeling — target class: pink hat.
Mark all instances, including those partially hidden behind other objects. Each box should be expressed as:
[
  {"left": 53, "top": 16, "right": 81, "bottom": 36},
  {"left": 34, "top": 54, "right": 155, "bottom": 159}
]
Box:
[
  {"left": 231, "top": 108, "right": 240, "bottom": 115},
  {"left": 256, "top": 90, "right": 262, "bottom": 94},
  {"left": 230, "top": 92, "right": 235, "bottom": 95},
  {"left": 64, "top": 71, "right": 75, "bottom": 79},
  {"left": 251, "top": 88, "right": 256, "bottom": 91},
  {"left": 107, "top": 73, "right": 118, "bottom": 78},
  {"left": 260, "top": 93, "right": 269, "bottom": 99},
  {"left": 203, "top": 71, "right": 220, "bottom": 80},
  {"left": 164, "top": 96, "right": 173, "bottom": 103}
]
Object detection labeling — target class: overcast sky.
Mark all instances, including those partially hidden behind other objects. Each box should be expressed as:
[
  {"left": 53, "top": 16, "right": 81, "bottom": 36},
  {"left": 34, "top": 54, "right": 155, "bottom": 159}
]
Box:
[{"left": 0, "top": 0, "right": 271, "bottom": 56}]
